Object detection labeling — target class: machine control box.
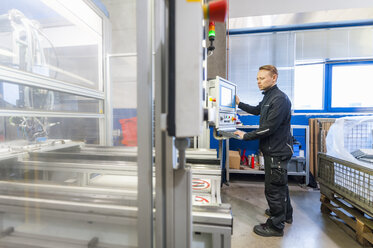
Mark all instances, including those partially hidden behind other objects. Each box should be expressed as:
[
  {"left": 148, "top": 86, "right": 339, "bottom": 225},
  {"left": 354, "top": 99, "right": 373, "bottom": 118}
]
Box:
[{"left": 208, "top": 76, "right": 237, "bottom": 130}]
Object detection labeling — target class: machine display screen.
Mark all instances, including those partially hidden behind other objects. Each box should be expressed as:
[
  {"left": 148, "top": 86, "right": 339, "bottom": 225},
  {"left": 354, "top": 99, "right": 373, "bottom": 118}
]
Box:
[{"left": 220, "top": 85, "right": 234, "bottom": 108}]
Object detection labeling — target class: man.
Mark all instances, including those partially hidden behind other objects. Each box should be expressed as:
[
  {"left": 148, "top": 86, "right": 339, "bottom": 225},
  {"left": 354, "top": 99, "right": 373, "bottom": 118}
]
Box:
[{"left": 234, "top": 65, "right": 293, "bottom": 237}]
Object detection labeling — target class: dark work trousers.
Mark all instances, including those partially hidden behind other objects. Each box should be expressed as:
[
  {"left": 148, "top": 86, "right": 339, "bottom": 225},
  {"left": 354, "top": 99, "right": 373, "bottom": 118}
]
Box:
[{"left": 264, "top": 155, "right": 293, "bottom": 230}]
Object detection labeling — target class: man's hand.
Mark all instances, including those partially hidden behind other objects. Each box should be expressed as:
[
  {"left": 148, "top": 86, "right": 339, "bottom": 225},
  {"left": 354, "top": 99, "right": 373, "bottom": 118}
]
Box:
[
  {"left": 235, "top": 95, "right": 240, "bottom": 105},
  {"left": 234, "top": 130, "right": 245, "bottom": 139}
]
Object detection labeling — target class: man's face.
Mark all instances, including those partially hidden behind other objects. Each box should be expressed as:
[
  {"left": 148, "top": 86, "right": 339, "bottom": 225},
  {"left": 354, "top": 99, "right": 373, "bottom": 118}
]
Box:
[{"left": 256, "top": 70, "right": 277, "bottom": 91}]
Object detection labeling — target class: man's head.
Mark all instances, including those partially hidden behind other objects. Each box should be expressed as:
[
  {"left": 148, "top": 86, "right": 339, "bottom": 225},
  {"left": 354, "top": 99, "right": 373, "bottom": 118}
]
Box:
[{"left": 257, "top": 65, "right": 278, "bottom": 91}]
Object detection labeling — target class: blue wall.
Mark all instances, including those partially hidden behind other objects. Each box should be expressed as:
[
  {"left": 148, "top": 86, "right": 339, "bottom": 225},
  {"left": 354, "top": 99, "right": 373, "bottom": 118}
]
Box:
[{"left": 210, "top": 113, "right": 371, "bottom": 159}]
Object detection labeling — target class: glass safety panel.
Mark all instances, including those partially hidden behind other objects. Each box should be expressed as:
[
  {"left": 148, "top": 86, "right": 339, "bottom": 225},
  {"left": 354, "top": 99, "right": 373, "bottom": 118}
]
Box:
[
  {"left": 0, "top": 0, "right": 142, "bottom": 247},
  {"left": 110, "top": 56, "right": 137, "bottom": 146},
  {"left": 0, "top": 80, "right": 102, "bottom": 113},
  {"left": 0, "top": 0, "right": 103, "bottom": 90},
  {"left": 0, "top": 115, "right": 143, "bottom": 247},
  {"left": 0, "top": 116, "right": 100, "bottom": 143}
]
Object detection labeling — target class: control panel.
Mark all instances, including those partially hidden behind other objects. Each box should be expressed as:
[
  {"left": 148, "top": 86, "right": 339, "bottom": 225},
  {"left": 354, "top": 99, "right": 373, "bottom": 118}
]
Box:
[
  {"left": 219, "top": 112, "right": 236, "bottom": 127},
  {"left": 207, "top": 76, "right": 237, "bottom": 130}
]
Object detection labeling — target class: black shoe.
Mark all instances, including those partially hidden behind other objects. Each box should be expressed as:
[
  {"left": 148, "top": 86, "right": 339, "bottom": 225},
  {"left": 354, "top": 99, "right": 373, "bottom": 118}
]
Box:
[
  {"left": 285, "top": 217, "right": 293, "bottom": 224},
  {"left": 265, "top": 208, "right": 271, "bottom": 216},
  {"left": 265, "top": 209, "right": 293, "bottom": 224},
  {"left": 253, "top": 223, "right": 283, "bottom": 237}
]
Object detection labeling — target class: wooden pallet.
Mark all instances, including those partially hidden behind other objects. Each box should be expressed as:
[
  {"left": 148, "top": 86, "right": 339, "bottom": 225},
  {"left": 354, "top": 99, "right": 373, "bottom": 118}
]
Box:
[{"left": 321, "top": 193, "right": 373, "bottom": 247}]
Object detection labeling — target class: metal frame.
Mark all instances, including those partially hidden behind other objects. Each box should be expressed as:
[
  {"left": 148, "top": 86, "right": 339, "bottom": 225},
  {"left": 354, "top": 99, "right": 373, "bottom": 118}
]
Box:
[
  {"left": 137, "top": 0, "right": 154, "bottom": 247},
  {"left": 0, "top": 66, "right": 104, "bottom": 100},
  {"left": 193, "top": 224, "right": 231, "bottom": 248},
  {"left": 95, "top": 0, "right": 112, "bottom": 145},
  {"left": 154, "top": 0, "right": 170, "bottom": 245},
  {"left": 154, "top": 0, "right": 194, "bottom": 246},
  {"left": 0, "top": 109, "right": 104, "bottom": 118}
]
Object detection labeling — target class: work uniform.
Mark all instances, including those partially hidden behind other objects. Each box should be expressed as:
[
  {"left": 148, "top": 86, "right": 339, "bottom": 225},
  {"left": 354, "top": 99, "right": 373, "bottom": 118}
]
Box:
[{"left": 238, "top": 84, "right": 293, "bottom": 231}]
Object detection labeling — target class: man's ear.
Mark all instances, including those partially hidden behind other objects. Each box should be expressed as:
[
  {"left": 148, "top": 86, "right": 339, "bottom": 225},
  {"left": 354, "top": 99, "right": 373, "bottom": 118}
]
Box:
[{"left": 273, "top": 74, "right": 278, "bottom": 81}]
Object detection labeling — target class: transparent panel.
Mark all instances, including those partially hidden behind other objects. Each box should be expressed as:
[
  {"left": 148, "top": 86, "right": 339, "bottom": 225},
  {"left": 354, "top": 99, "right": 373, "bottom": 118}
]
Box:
[
  {"left": 0, "top": 1, "right": 142, "bottom": 247},
  {"left": 0, "top": 81, "right": 102, "bottom": 113},
  {"left": 0, "top": 116, "right": 99, "bottom": 143},
  {"left": 110, "top": 56, "right": 137, "bottom": 146},
  {"left": 332, "top": 64, "right": 373, "bottom": 108},
  {"left": 103, "top": 1, "right": 140, "bottom": 247},
  {"left": 0, "top": 0, "right": 103, "bottom": 90},
  {"left": 294, "top": 64, "right": 324, "bottom": 110},
  {"left": 0, "top": 116, "right": 148, "bottom": 246}
]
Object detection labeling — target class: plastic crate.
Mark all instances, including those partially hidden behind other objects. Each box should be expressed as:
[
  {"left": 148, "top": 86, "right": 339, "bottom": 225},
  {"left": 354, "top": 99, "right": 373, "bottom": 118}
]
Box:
[{"left": 119, "top": 117, "right": 137, "bottom": 146}]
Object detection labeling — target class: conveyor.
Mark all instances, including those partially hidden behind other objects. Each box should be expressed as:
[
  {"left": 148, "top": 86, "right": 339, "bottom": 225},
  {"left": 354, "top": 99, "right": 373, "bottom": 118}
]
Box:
[
  {"left": 0, "top": 144, "right": 232, "bottom": 248},
  {"left": 0, "top": 180, "right": 231, "bottom": 247},
  {"left": 29, "top": 146, "right": 221, "bottom": 165},
  {"left": 2, "top": 160, "right": 222, "bottom": 204},
  {"left": 27, "top": 145, "right": 223, "bottom": 204}
]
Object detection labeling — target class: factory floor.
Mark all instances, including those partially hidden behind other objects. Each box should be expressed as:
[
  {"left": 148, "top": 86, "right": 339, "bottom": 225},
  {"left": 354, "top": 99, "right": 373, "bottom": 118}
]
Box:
[{"left": 221, "top": 174, "right": 362, "bottom": 248}]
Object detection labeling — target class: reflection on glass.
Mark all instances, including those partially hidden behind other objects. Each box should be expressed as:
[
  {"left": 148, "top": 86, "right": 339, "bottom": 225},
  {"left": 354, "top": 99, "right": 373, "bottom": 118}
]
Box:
[
  {"left": 220, "top": 86, "right": 232, "bottom": 107},
  {"left": 0, "top": 81, "right": 102, "bottom": 113},
  {"left": 0, "top": 116, "right": 99, "bottom": 143},
  {"left": 0, "top": 0, "right": 102, "bottom": 90},
  {"left": 332, "top": 64, "right": 373, "bottom": 108},
  {"left": 294, "top": 64, "right": 323, "bottom": 110}
]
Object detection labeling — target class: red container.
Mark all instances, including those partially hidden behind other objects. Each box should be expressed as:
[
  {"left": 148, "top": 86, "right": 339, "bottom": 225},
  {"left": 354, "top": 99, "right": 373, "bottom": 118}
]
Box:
[
  {"left": 119, "top": 117, "right": 138, "bottom": 146},
  {"left": 251, "top": 155, "right": 255, "bottom": 169}
]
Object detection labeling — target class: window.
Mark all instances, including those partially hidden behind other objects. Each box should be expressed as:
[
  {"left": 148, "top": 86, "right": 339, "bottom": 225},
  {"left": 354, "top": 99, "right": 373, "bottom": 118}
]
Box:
[
  {"left": 331, "top": 63, "right": 373, "bottom": 109},
  {"left": 229, "top": 25, "right": 373, "bottom": 112},
  {"left": 229, "top": 32, "right": 294, "bottom": 107},
  {"left": 293, "top": 64, "right": 324, "bottom": 110}
]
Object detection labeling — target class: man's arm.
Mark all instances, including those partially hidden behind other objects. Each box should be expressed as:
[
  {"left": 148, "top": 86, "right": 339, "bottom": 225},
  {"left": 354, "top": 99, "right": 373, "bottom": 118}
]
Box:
[
  {"left": 237, "top": 101, "right": 261, "bottom": 115},
  {"left": 237, "top": 96, "right": 289, "bottom": 140}
]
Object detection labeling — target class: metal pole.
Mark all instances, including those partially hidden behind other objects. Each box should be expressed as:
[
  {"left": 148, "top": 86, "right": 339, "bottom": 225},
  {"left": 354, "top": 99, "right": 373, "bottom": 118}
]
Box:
[
  {"left": 137, "top": 0, "right": 153, "bottom": 246},
  {"left": 104, "top": 54, "right": 113, "bottom": 145},
  {"left": 226, "top": 139, "right": 230, "bottom": 183},
  {"left": 154, "top": 0, "right": 169, "bottom": 246}
]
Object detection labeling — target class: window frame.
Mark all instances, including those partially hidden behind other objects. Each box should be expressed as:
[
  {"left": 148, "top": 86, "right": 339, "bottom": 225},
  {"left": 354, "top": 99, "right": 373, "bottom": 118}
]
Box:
[
  {"left": 294, "top": 61, "right": 373, "bottom": 113},
  {"left": 326, "top": 61, "right": 373, "bottom": 113}
]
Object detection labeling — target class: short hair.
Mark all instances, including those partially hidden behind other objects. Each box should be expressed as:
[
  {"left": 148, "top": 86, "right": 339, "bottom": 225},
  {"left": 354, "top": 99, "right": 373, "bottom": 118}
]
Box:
[{"left": 259, "top": 65, "right": 278, "bottom": 76}]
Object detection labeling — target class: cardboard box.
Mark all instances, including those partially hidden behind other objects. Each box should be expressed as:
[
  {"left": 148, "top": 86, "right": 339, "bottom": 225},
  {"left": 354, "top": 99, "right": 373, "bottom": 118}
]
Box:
[{"left": 229, "top": 150, "right": 240, "bottom": 169}]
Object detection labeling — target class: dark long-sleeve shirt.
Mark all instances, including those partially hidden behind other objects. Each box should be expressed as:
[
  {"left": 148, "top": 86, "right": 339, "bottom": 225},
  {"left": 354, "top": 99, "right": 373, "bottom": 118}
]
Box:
[{"left": 238, "top": 85, "right": 293, "bottom": 157}]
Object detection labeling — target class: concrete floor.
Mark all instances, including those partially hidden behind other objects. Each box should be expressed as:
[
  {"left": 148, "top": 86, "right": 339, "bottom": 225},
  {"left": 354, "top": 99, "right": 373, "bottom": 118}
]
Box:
[{"left": 221, "top": 175, "right": 362, "bottom": 248}]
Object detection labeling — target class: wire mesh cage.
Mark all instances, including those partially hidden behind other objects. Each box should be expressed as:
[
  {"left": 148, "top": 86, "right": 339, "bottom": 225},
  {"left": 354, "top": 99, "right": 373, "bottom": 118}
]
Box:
[
  {"left": 318, "top": 153, "right": 373, "bottom": 214},
  {"left": 326, "top": 117, "right": 373, "bottom": 165},
  {"left": 318, "top": 117, "right": 373, "bottom": 214},
  {"left": 344, "top": 119, "right": 373, "bottom": 153}
]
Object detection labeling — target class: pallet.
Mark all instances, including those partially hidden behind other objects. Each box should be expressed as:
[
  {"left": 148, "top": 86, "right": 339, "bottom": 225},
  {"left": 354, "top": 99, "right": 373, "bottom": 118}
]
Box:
[{"left": 320, "top": 193, "right": 373, "bottom": 247}]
